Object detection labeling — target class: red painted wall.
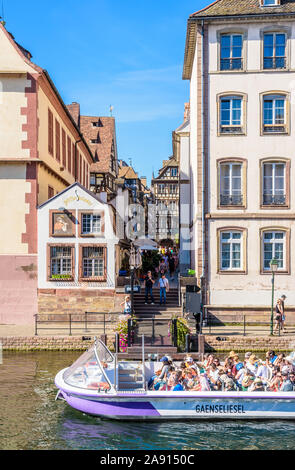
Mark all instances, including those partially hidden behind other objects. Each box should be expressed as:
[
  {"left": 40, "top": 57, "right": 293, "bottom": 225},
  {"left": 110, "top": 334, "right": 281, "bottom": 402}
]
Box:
[{"left": 0, "top": 255, "right": 37, "bottom": 324}]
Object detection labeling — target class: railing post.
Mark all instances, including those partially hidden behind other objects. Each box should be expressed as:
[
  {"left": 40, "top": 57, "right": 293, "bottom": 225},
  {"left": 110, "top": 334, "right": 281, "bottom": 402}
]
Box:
[
  {"left": 115, "top": 333, "right": 119, "bottom": 354},
  {"left": 85, "top": 312, "right": 88, "bottom": 332},
  {"left": 243, "top": 315, "right": 246, "bottom": 337},
  {"left": 185, "top": 334, "right": 190, "bottom": 353},
  {"left": 69, "top": 314, "right": 72, "bottom": 336},
  {"left": 142, "top": 334, "right": 146, "bottom": 390},
  {"left": 34, "top": 314, "right": 38, "bottom": 336},
  {"left": 173, "top": 318, "right": 178, "bottom": 348},
  {"left": 209, "top": 314, "right": 211, "bottom": 335},
  {"left": 152, "top": 318, "right": 155, "bottom": 345},
  {"left": 127, "top": 318, "right": 132, "bottom": 347}
]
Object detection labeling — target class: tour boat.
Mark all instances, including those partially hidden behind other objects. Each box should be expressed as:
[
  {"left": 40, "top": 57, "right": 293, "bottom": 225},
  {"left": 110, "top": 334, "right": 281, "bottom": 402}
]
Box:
[{"left": 55, "top": 339, "right": 295, "bottom": 420}]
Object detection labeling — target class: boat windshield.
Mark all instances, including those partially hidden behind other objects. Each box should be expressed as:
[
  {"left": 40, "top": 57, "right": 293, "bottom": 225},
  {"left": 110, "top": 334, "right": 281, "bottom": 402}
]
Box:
[{"left": 63, "top": 344, "right": 112, "bottom": 391}]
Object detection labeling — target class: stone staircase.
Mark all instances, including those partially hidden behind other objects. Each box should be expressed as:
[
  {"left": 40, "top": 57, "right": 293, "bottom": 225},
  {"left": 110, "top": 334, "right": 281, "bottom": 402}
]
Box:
[
  {"left": 133, "top": 288, "right": 182, "bottom": 319},
  {"left": 117, "top": 362, "right": 145, "bottom": 391},
  {"left": 131, "top": 287, "right": 182, "bottom": 351}
]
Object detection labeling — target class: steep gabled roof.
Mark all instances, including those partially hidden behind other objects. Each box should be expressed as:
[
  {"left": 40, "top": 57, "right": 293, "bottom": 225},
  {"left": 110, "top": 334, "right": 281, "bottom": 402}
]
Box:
[
  {"left": 79, "top": 116, "right": 116, "bottom": 173},
  {"left": 118, "top": 165, "right": 139, "bottom": 180},
  {"left": 190, "top": 0, "right": 295, "bottom": 18}
]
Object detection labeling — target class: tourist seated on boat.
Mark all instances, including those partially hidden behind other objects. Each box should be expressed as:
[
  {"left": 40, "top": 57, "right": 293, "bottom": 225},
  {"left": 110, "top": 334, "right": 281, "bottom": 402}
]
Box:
[
  {"left": 241, "top": 370, "right": 255, "bottom": 391},
  {"left": 148, "top": 356, "right": 170, "bottom": 389},
  {"left": 183, "top": 369, "right": 199, "bottom": 391},
  {"left": 279, "top": 372, "right": 294, "bottom": 392},
  {"left": 256, "top": 360, "right": 272, "bottom": 383},
  {"left": 265, "top": 370, "right": 282, "bottom": 392},
  {"left": 170, "top": 370, "right": 184, "bottom": 391},
  {"left": 206, "top": 363, "right": 220, "bottom": 389},
  {"left": 249, "top": 378, "right": 265, "bottom": 392},
  {"left": 202, "top": 353, "right": 215, "bottom": 369},
  {"left": 245, "top": 354, "right": 259, "bottom": 374},
  {"left": 232, "top": 355, "right": 244, "bottom": 377},
  {"left": 289, "top": 372, "right": 295, "bottom": 390},
  {"left": 244, "top": 352, "right": 252, "bottom": 362},
  {"left": 224, "top": 377, "right": 236, "bottom": 391},
  {"left": 266, "top": 350, "right": 278, "bottom": 364},
  {"left": 284, "top": 356, "right": 295, "bottom": 375},
  {"left": 273, "top": 353, "right": 285, "bottom": 368}
]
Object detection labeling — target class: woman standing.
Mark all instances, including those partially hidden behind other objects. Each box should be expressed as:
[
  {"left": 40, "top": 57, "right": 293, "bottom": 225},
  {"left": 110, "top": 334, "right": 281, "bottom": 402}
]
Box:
[{"left": 274, "top": 299, "right": 284, "bottom": 333}]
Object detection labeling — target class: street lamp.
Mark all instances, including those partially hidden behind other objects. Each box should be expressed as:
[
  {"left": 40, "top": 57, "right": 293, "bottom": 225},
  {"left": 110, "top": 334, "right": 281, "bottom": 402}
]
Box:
[
  {"left": 270, "top": 258, "right": 279, "bottom": 336},
  {"left": 129, "top": 242, "right": 142, "bottom": 315}
]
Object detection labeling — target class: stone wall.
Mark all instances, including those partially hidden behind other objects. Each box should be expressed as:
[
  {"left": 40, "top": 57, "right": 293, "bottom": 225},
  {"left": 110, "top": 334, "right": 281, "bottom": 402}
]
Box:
[
  {"left": 204, "top": 335, "right": 295, "bottom": 353},
  {"left": 38, "top": 289, "right": 125, "bottom": 316}
]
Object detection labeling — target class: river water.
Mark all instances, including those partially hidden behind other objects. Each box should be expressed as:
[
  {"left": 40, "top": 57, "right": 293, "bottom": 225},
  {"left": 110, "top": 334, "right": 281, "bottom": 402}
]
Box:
[{"left": 1, "top": 351, "right": 295, "bottom": 450}]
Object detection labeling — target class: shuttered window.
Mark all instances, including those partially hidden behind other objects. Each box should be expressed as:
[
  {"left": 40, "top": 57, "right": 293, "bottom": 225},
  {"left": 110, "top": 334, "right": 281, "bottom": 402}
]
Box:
[
  {"left": 48, "top": 109, "right": 54, "bottom": 155},
  {"left": 67, "top": 137, "right": 71, "bottom": 173},
  {"left": 62, "top": 129, "right": 66, "bottom": 167},
  {"left": 55, "top": 120, "right": 60, "bottom": 161}
]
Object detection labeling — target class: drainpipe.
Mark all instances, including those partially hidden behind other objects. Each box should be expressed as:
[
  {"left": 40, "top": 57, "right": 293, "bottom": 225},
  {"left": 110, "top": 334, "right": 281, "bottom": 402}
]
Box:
[
  {"left": 75, "top": 139, "right": 82, "bottom": 182},
  {"left": 200, "top": 19, "right": 207, "bottom": 322}
]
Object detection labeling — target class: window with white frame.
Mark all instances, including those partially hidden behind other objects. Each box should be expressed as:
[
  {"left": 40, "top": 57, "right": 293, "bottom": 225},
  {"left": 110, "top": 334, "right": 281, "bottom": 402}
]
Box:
[
  {"left": 158, "top": 184, "right": 165, "bottom": 194},
  {"left": 263, "top": 162, "right": 286, "bottom": 205},
  {"left": 263, "top": 33, "right": 286, "bottom": 70},
  {"left": 263, "top": 94, "right": 287, "bottom": 133},
  {"left": 50, "top": 246, "right": 73, "bottom": 279},
  {"left": 263, "top": 231, "right": 285, "bottom": 270},
  {"left": 171, "top": 168, "right": 178, "bottom": 177},
  {"left": 220, "top": 163, "right": 243, "bottom": 206},
  {"left": 82, "top": 246, "right": 105, "bottom": 278},
  {"left": 220, "top": 231, "right": 242, "bottom": 271},
  {"left": 220, "top": 34, "right": 243, "bottom": 71},
  {"left": 170, "top": 184, "right": 178, "bottom": 194},
  {"left": 81, "top": 213, "right": 102, "bottom": 234},
  {"left": 220, "top": 96, "right": 243, "bottom": 134}
]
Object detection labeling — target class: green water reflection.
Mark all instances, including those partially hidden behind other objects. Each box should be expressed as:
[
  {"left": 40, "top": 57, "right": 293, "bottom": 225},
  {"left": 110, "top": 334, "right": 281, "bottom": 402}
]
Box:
[{"left": 1, "top": 351, "right": 295, "bottom": 450}]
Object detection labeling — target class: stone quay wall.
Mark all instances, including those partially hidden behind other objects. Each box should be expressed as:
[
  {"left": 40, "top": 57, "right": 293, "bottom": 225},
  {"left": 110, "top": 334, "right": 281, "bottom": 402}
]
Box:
[{"left": 1, "top": 334, "right": 295, "bottom": 353}]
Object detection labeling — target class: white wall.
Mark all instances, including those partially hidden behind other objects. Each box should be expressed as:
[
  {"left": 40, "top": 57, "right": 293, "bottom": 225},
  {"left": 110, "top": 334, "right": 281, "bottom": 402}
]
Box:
[{"left": 38, "top": 185, "right": 119, "bottom": 289}]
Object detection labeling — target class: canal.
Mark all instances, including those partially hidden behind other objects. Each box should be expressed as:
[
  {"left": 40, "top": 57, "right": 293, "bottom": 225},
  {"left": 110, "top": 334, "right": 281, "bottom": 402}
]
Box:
[{"left": 1, "top": 351, "right": 295, "bottom": 450}]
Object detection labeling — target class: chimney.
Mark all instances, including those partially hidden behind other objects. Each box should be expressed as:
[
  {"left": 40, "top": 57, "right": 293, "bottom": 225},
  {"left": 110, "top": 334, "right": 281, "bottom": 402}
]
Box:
[{"left": 66, "top": 102, "right": 80, "bottom": 128}]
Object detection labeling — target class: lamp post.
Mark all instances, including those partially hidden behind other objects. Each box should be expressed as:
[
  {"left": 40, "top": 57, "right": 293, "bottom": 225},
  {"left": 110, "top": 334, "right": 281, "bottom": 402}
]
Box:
[
  {"left": 129, "top": 243, "right": 142, "bottom": 315},
  {"left": 270, "top": 258, "right": 279, "bottom": 336}
]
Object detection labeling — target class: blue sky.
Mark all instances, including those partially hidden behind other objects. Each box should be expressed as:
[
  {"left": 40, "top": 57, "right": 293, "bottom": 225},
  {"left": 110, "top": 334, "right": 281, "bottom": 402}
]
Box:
[{"left": 5, "top": 0, "right": 208, "bottom": 184}]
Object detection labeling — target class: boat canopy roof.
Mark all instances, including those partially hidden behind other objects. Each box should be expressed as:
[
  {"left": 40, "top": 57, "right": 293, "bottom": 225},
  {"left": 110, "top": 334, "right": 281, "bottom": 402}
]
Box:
[{"left": 63, "top": 341, "right": 115, "bottom": 391}]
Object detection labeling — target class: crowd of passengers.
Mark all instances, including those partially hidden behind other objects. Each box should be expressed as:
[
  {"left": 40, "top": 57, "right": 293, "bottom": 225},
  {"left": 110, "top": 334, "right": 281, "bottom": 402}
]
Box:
[{"left": 148, "top": 350, "right": 295, "bottom": 392}]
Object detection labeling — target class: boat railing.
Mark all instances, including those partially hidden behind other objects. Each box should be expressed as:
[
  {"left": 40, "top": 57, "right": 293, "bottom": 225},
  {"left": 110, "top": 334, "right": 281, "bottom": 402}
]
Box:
[{"left": 93, "top": 338, "right": 115, "bottom": 393}]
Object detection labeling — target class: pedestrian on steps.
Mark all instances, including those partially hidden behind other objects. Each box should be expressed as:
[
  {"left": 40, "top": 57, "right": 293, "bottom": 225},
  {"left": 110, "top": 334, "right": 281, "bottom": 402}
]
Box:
[
  {"left": 159, "top": 273, "right": 169, "bottom": 306},
  {"left": 144, "top": 270, "right": 155, "bottom": 305}
]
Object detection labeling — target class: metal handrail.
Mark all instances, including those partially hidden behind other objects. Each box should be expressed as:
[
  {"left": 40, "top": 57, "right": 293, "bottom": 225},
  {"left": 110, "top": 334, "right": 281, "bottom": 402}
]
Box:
[
  {"left": 93, "top": 338, "right": 115, "bottom": 393},
  {"left": 34, "top": 312, "right": 120, "bottom": 336}
]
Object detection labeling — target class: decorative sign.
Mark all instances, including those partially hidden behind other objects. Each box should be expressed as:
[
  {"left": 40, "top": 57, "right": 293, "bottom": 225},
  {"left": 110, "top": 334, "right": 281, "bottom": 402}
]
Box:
[{"left": 52, "top": 212, "right": 73, "bottom": 236}]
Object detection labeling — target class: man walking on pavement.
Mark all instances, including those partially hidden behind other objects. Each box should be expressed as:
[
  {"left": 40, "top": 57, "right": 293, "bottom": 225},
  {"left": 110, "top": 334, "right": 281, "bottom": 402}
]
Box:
[
  {"left": 159, "top": 273, "right": 169, "bottom": 305},
  {"left": 144, "top": 270, "right": 155, "bottom": 305}
]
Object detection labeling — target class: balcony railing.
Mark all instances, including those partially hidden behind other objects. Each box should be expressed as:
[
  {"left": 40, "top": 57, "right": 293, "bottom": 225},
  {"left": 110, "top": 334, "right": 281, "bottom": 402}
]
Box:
[
  {"left": 220, "top": 58, "right": 243, "bottom": 71},
  {"left": 263, "top": 194, "right": 286, "bottom": 206},
  {"left": 263, "top": 124, "right": 286, "bottom": 134},
  {"left": 220, "top": 194, "right": 243, "bottom": 206},
  {"left": 220, "top": 125, "right": 243, "bottom": 134},
  {"left": 263, "top": 57, "right": 286, "bottom": 70}
]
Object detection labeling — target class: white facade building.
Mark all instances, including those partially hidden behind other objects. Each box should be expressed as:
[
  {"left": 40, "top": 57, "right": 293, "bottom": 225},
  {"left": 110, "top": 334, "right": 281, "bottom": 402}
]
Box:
[
  {"left": 183, "top": 0, "right": 295, "bottom": 320},
  {"left": 38, "top": 183, "right": 119, "bottom": 290}
]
